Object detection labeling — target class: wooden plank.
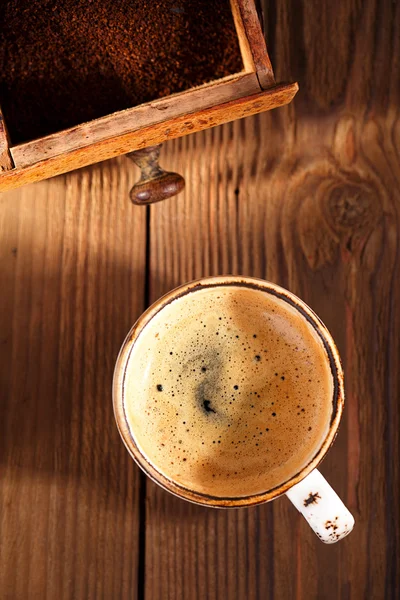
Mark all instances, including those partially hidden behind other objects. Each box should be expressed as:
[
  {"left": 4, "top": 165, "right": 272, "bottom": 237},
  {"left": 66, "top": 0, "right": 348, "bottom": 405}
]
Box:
[
  {"left": 236, "top": 0, "right": 275, "bottom": 88},
  {"left": 1, "top": 0, "right": 398, "bottom": 598},
  {"left": 144, "top": 128, "right": 276, "bottom": 600},
  {"left": 230, "top": 0, "right": 258, "bottom": 73},
  {"left": 144, "top": 0, "right": 400, "bottom": 597},
  {"left": 11, "top": 73, "right": 259, "bottom": 169},
  {"left": 0, "top": 83, "right": 297, "bottom": 193},
  {"left": 0, "top": 158, "right": 147, "bottom": 598},
  {"left": 0, "top": 106, "right": 13, "bottom": 170}
]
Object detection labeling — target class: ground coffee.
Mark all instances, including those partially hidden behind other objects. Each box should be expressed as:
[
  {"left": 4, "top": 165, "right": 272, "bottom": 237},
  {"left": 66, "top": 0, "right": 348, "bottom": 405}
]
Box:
[{"left": 0, "top": 0, "right": 242, "bottom": 144}]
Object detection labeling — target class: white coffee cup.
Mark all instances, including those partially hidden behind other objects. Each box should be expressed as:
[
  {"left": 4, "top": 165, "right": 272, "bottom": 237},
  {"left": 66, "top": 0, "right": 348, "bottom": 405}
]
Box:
[{"left": 113, "top": 276, "right": 354, "bottom": 543}]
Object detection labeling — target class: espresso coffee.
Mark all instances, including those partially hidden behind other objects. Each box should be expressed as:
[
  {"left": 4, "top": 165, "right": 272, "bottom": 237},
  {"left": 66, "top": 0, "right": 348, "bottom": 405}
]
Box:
[{"left": 122, "top": 283, "right": 334, "bottom": 498}]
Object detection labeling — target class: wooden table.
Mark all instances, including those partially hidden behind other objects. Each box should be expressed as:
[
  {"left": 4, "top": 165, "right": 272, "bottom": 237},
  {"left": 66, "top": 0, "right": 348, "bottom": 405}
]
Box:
[{"left": 0, "top": 1, "right": 399, "bottom": 598}]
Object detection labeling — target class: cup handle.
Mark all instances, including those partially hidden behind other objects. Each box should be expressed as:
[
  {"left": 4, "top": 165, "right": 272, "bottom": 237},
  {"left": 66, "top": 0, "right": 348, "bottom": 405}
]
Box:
[{"left": 285, "top": 469, "right": 355, "bottom": 543}]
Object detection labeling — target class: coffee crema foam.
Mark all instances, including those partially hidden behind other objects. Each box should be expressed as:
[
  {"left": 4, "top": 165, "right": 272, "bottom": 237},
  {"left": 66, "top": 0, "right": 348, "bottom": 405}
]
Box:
[{"left": 123, "top": 285, "right": 333, "bottom": 498}]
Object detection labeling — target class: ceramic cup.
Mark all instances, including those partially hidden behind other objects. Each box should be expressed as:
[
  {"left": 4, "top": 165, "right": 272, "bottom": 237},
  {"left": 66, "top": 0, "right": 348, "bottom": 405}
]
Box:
[{"left": 113, "top": 276, "right": 354, "bottom": 543}]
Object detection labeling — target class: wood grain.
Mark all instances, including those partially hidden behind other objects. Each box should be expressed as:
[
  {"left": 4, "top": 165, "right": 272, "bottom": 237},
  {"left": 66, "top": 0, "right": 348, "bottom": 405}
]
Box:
[
  {"left": 236, "top": 0, "right": 275, "bottom": 88},
  {"left": 230, "top": 0, "right": 259, "bottom": 74},
  {"left": 0, "top": 0, "right": 399, "bottom": 598},
  {"left": 0, "top": 106, "right": 13, "bottom": 171},
  {"left": 11, "top": 73, "right": 261, "bottom": 169},
  {"left": 0, "top": 159, "right": 147, "bottom": 598},
  {"left": 145, "top": 0, "right": 400, "bottom": 598},
  {"left": 0, "top": 82, "right": 297, "bottom": 193}
]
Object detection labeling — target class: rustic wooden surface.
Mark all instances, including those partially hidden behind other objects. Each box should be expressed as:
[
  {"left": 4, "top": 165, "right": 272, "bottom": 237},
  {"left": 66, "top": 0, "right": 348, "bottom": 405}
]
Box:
[
  {"left": 10, "top": 73, "right": 262, "bottom": 170},
  {"left": 0, "top": 107, "right": 13, "bottom": 171},
  {"left": 1, "top": 82, "right": 297, "bottom": 192},
  {"left": 0, "top": 163, "right": 147, "bottom": 598},
  {"left": 234, "top": 0, "right": 276, "bottom": 88},
  {"left": 0, "top": 0, "right": 399, "bottom": 598}
]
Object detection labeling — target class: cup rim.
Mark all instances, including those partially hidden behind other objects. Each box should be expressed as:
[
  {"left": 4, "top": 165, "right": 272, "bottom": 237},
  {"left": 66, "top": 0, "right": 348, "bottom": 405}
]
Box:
[{"left": 113, "top": 275, "right": 344, "bottom": 508}]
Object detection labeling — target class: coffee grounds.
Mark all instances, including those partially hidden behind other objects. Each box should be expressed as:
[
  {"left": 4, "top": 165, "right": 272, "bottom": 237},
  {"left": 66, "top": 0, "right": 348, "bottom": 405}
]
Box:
[{"left": 0, "top": 0, "right": 243, "bottom": 144}]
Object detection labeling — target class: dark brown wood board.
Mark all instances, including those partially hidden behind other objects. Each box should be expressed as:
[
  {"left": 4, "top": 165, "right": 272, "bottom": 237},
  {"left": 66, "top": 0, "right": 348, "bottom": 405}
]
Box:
[
  {"left": 0, "top": 161, "right": 147, "bottom": 598},
  {"left": 0, "top": 0, "right": 399, "bottom": 598},
  {"left": 145, "top": 0, "right": 400, "bottom": 597}
]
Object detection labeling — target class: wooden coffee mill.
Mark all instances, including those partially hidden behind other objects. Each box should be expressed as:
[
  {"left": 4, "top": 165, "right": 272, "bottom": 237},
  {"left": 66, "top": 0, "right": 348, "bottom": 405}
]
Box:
[{"left": 0, "top": 0, "right": 298, "bottom": 204}]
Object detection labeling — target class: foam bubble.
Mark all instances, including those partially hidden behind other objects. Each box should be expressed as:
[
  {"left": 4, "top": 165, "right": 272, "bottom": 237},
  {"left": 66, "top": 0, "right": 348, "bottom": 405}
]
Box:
[{"left": 123, "top": 285, "right": 333, "bottom": 498}]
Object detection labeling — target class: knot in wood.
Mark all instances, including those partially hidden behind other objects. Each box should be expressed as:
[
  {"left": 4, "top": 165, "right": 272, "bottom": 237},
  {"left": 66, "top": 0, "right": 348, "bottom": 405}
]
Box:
[
  {"left": 326, "top": 184, "right": 374, "bottom": 233},
  {"left": 320, "top": 172, "right": 382, "bottom": 251}
]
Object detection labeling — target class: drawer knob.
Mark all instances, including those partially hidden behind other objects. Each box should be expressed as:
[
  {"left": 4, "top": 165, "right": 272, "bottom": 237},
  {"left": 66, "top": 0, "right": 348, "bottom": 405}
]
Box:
[{"left": 127, "top": 145, "right": 185, "bottom": 205}]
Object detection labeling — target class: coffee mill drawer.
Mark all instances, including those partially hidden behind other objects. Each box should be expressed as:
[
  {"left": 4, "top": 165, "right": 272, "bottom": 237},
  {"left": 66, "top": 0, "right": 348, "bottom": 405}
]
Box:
[{"left": 0, "top": 0, "right": 298, "bottom": 199}]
